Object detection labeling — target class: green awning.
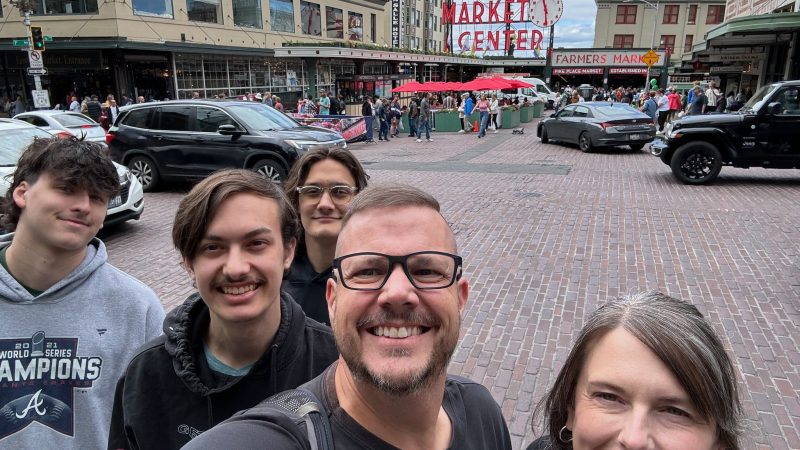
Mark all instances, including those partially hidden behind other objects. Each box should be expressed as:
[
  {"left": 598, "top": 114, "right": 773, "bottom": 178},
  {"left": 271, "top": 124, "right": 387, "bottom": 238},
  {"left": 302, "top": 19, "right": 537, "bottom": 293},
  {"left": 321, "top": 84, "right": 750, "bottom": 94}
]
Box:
[{"left": 705, "top": 11, "right": 800, "bottom": 40}]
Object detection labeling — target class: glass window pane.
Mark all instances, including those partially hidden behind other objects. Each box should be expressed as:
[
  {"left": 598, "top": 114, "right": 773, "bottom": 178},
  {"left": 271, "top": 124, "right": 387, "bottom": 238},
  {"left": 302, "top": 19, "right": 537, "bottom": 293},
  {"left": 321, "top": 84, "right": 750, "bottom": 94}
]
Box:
[
  {"left": 32, "top": 0, "right": 99, "bottom": 14},
  {"left": 300, "top": 1, "right": 321, "bottom": 36},
  {"left": 157, "top": 106, "right": 192, "bottom": 131},
  {"left": 53, "top": 113, "right": 96, "bottom": 127},
  {"left": 133, "top": 0, "right": 173, "bottom": 17},
  {"left": 187, "top": 0, "right": 221, "bottom": 23},
  {"left": 326, "top": 6, "right": 343, "bottom": 39},
  {"left": 270, "top": 0, "right": 295, "bottom": 32},
  {"left": 195, "top": 107, "right": 237, "bottom": 132},
  {"left": 348, "top": 12, "right": 363, "bottom": 41},
  {"left": 234, "top": 0, "right": 262, "bottom": 27}
]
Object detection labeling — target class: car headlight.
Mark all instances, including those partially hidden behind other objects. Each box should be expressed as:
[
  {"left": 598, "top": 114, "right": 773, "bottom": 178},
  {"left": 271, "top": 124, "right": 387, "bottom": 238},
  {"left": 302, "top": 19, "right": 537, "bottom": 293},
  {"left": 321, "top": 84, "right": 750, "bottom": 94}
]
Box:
[
  {"left": 285, "top": 140, "right": 323, "bottom": 152},
  {"left": 119, "top": 168, "right": 131, "bottom": 184},
  {"left": 286, "top": 139, "right": 347, "bottom": 151}
]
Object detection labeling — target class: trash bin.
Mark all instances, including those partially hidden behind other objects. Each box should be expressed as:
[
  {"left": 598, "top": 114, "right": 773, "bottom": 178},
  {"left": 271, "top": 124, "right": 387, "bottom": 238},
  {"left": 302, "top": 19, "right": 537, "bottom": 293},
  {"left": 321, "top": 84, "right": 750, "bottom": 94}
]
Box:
[{"left": 532, "top": 101, "right": 544, "bottom": 118}]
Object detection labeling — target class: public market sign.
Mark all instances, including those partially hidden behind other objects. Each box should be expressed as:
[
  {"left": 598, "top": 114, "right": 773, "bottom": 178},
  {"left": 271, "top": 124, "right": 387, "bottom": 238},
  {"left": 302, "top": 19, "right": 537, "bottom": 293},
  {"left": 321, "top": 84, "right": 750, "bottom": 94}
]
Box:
[
  {"left": 551, "top": 50, "right": 667, "bottom": 67},
  {"left": 443, "top": 0, "right": 545, "bottom": 52}
]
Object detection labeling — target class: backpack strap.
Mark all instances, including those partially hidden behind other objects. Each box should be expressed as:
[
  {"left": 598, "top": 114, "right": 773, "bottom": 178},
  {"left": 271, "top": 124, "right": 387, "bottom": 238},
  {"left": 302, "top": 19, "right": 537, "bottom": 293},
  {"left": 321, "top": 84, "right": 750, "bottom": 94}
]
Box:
[{"left": 260, "top": 388, "right": 333, "bottom": 450}]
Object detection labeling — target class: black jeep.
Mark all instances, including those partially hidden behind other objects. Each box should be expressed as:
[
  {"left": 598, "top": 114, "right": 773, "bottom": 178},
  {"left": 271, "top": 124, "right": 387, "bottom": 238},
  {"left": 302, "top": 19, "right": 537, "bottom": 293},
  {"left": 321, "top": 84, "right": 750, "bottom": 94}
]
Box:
[{"left": 651, "top": 80, "right": 800, "bottom": 184}]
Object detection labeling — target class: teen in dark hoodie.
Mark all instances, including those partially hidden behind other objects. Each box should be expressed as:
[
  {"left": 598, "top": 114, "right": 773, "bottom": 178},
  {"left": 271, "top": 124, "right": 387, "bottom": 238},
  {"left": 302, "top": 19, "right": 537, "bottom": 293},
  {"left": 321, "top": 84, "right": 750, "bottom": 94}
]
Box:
[{"left": 107, "top": 170, "right": 338, "bottom": 449}]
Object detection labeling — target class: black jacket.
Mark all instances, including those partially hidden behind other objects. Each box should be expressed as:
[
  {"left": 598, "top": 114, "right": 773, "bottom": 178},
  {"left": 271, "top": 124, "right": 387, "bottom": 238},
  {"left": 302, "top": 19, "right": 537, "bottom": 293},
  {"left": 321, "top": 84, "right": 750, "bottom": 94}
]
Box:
[
  {"left": 282, "top": 248, "right": 331, "bottom": 325},
  {"left": 107, "top": 292, "right": 338, "bottom": 450},
  {"left": 86, "top": 100, "right": 102, "bottom": 121}
]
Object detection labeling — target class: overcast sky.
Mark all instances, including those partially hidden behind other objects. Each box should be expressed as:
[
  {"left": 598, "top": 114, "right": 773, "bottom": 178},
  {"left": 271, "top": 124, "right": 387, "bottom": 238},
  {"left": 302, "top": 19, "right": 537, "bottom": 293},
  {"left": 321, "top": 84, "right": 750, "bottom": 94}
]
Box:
[{"left": 553, "top": 0, "right": 598, "bottom": 48}]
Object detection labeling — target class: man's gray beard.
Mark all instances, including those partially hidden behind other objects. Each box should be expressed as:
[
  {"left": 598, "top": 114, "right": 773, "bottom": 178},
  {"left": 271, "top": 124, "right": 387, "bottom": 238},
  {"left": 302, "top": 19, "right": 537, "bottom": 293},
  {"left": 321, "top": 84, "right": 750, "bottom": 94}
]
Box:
[{"left": 335, "top": 326, "right": 459, "bottom": 397}]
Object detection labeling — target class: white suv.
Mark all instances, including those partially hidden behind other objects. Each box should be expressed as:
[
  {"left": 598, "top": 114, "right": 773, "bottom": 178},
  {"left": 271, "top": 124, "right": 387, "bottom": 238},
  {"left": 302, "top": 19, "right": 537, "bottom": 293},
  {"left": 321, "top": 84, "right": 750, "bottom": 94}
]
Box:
[{"left": 0, "top": 118, "right": 144, "bottom": 227}]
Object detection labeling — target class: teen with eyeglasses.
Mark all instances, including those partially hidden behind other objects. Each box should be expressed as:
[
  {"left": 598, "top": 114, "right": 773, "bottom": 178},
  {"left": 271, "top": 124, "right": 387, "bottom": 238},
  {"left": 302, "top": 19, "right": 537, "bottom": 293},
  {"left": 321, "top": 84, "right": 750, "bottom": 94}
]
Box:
[{"left": 282, "top": 147, "right": 369, "bottom": 325}]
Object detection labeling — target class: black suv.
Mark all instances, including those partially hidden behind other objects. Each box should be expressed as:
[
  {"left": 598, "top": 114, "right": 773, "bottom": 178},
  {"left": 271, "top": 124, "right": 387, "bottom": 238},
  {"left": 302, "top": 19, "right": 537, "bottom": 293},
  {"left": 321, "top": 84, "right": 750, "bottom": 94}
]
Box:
[
  {"left": 107, "top": 100, "right": 347, "bottom": 191},
  {"left": 651, "top": 80, "right": 800, "bottom": 184}
]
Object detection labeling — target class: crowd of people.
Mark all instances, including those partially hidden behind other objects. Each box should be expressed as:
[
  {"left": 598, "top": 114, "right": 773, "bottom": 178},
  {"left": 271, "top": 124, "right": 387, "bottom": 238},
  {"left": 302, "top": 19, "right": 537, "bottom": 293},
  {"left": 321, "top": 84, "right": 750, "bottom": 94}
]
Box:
[
  {"left": 555, "top": 81, "right": 753, "bottom": 133},
  {"left": 358, "top": 91, "right": 533, "bottom": 143},
  {"left": 1, "top": 132, "right": 747, "bottom": 449}
]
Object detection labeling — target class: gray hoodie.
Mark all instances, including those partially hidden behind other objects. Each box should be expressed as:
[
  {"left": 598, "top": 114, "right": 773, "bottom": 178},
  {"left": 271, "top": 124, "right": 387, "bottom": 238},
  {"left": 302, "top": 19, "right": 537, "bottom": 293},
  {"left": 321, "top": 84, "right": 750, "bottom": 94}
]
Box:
[{"left": 0, "top": 234, "right": 164, "bottom": 449}]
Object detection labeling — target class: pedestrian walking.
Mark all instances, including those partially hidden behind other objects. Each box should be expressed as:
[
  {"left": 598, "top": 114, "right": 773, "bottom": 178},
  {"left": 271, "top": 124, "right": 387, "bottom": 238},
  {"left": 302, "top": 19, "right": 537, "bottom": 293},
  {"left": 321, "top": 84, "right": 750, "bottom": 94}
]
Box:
[
  {"left": 416, "top": 92, "right": 432, "bottom": 142},
  {"left": 490, "top": 94, "right": 499, "bottom": 132},
  {"left": 688, "top": 86, "right": 707, "bottom": 116},
  {"left": 640, "top": 91, "right": 658, "bottom": 124},
  {"left": 407, "top": 97, "right": 419, "bottom": 138},
  {"left": 13, "top": 95, "right": 25, "bottom": 116},
  {"left": 362, "top": 96, "right": 374, "bottom": 142},
  {"left": 656, "top": 89, "right": 670, "bottom": 132},
  {"left": 477, "top": 94, "right": 490, "bottom": 138}
]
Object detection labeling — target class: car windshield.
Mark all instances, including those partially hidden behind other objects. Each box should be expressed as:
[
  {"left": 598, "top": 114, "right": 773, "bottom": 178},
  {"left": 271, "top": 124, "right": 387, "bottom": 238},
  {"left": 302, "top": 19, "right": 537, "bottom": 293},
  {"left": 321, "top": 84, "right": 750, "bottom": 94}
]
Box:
[
  {"left": 52, "top": 113, "right": 97, "bottom": 128},
  {"left": 0, "top": 128, "right": 51, "bottom": 166},
  {"left": 595, "top": 105, "right": 639, "bottom": 116},
  {"left": 742, "top": 84, "right": 781, "bottom": 112},
  {"left": 227, "top": 104, "right": 299, "bottom": 131}
]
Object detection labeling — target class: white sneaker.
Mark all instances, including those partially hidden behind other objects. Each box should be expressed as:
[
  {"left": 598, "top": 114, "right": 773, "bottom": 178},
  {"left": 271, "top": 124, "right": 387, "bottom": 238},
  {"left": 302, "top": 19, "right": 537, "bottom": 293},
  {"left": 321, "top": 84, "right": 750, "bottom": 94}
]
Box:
[
  {"left": 426, "top": 138, "right": 432, "bottom": 142},
  {"left": 458, "top": 129, "right": 465, "bottom": 133},
  {"left": 416, "top": 139, "right": 422, "bottom": 142},
  {"left": 493, "top": 130, "right": 498, "bottom": 133}
]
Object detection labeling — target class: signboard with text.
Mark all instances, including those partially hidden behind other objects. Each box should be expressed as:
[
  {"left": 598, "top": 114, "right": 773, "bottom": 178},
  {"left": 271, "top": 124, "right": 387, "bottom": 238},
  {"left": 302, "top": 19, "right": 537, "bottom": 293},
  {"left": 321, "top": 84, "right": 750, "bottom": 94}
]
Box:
[
  {"left": 551, "top": 50, "right": 667, "bottom": 67},
  {"left": 552, "top": 68, "right": 604, "bottom": 75},
  {"left": 391, "top": 0, "right": 400, "bottom": 48},
  {"left": 31, "top": 90, "right": 50, "bottom": 108},
  {"left": 442, "top": 0, "right": 547, "bottom": 56}
]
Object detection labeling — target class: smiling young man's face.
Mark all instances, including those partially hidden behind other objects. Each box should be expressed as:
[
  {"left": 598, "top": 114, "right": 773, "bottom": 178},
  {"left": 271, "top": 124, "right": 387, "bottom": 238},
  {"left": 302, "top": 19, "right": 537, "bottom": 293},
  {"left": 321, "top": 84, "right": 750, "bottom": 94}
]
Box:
[
  {"left": 185, "top": 193, "right": 295, "bottom": 327},
  {"left": 326, "top": 205, "right": 468, "bottom": 395},
  {"left": 13, "top": 171, "right": 109, "bottom": 254}
]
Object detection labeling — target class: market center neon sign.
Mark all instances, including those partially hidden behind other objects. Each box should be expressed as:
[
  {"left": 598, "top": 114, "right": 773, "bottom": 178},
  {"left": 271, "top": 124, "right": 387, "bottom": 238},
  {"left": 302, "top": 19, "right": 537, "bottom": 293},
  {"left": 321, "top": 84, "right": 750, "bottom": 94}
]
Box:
[{"left": 442, "top": 0, "right": 545, "bottom": 52}]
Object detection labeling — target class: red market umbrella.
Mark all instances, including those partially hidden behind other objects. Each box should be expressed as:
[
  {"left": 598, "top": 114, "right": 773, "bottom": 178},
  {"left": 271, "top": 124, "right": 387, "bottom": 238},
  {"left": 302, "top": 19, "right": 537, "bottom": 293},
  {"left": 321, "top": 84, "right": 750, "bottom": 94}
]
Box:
[
  {"left": 416, "top": 81, "right": 451, "bottom": 92},
  {"left": 500, "top": 78, "right": 534, "bottom": 88},
  {"left": 458, "top": 78, "right": 514, "bottom": 91},
  {"left": 391, "top": 81, "right": 424, "bottom": 93}
]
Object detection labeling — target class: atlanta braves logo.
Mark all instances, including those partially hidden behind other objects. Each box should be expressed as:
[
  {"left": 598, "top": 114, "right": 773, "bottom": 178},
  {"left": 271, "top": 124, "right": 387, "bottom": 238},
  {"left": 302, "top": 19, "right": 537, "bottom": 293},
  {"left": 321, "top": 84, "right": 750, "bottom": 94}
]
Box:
[{"left": 0, "top": 332, "right": 102, "bottom": 439}]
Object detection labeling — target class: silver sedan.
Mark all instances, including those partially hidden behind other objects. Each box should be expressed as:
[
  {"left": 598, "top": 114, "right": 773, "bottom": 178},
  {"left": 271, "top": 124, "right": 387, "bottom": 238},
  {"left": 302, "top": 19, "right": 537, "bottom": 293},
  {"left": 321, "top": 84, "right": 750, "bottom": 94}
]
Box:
[
  {"left": 537, "top": 102, "right": 656, "bottom": 152},
  {"left": 12, "top": 110, "right": 107, "bottom": 145}
]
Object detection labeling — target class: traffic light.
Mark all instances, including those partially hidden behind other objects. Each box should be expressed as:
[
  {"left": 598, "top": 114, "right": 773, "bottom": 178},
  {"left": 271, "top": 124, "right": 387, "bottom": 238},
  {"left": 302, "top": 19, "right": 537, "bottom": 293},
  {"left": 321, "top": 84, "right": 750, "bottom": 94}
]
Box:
[{"left": 30, "top": 26, "right": 45, "bottom": 51}]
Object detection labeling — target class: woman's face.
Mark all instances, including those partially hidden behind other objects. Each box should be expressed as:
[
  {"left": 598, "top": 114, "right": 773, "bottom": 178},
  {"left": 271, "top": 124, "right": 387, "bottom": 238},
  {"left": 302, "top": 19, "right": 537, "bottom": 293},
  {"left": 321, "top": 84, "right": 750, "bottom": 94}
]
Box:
[{"left": 567, "top": 327, "right": 721, "bottom": 450}]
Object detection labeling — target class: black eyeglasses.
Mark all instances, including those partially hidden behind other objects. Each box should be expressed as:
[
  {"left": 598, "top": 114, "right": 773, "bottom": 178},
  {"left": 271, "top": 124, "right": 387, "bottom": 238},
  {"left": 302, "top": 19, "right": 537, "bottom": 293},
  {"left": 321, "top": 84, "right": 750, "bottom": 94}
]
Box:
[
  {"left": 296, "top": 185, "right": 358, "bottom": 204},
  {"left": 332, "top": 251, "right": 463, "bottom": 291}
]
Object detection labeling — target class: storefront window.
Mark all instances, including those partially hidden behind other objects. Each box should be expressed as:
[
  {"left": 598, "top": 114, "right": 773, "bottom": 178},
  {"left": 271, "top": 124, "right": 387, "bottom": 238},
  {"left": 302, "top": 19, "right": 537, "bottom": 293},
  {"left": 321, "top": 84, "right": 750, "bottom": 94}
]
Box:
[
  {"left": 31, "top": 0, "right": 98, "bottom": 15},
  {"left": 204, "top": 58, "right": 228, "bottom": 92},
  {"left": 234, "top": 0, "right": 262, "bottom": 28},
  {"left": 187, "top": 0, "right": 221, "bottom": 23},
  {"left": 270, "top": 0, "right": 294, "bottom": 32},
  {"left": 326, "top": 6, "right": 343, "bottom": 39},
  {"left": 175, "top": 55, "right": 204, "bottom": 94},
  {"left": 229, "top": 58, "right": 253, "bottom": 89},
  {"left": 300, "top": 1, "right": 321, "bottom": 36},
  {"left": 348, "top": 12, "right": 363, "bottom": 41},
  {"left": 132, "top": 0, "right": 173, "bottom": 17}
]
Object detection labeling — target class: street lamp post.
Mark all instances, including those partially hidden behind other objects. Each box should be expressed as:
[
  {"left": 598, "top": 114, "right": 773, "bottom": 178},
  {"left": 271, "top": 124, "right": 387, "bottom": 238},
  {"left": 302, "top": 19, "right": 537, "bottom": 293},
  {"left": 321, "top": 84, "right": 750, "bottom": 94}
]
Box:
[{"left": 624, "top": 0, "right": 660, "bottom": 91}]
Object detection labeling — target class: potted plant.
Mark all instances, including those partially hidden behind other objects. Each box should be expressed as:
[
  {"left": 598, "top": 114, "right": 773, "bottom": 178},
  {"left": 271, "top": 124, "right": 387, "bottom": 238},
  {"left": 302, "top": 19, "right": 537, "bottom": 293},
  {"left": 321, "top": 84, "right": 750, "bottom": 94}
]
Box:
[
  {"left": 431, "top": 108, "right": 462, "bottom": 132},
  {"left": 500, "top": 105, "right": 520, "bottom": 128}
]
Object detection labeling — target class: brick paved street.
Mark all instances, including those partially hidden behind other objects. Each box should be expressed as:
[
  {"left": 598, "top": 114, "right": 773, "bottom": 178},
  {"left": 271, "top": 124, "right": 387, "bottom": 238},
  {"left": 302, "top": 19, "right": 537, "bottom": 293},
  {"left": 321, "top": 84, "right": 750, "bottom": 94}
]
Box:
[{"left": 100, "top": 118, "right": 800, "bottom": 449}]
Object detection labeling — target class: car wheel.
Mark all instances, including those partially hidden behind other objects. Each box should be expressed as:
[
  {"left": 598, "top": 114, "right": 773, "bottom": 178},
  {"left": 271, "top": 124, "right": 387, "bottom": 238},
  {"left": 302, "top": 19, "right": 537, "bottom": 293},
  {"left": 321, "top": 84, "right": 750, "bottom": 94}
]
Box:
[
  {"left": 578, "top": 132, "right": 593, "bottom": 153},
  {"left": 629, "top": 143, "right": 645, "bottom": 151},
  {"left": 252, "top": 159, "right": 285, "bottom": 182},
  {"left": 128, "top": 156, "right": 159, "bottom": 192},
  {"left": 670, "top": 142, "right": 723, "bottom": 184},
  {"left": 540, "top": 127, "right": 549, "bottom": 144}
]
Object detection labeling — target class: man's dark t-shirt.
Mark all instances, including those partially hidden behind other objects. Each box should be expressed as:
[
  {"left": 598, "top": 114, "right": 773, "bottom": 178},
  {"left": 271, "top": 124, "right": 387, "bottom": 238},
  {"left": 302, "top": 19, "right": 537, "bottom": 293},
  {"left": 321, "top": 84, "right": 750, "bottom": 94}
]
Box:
[
  {"left": 689, "top": 93, "right": 708, "bottom": 115},
  {"left": 183, "top": 363, "right": 513, "bottom": 449}
]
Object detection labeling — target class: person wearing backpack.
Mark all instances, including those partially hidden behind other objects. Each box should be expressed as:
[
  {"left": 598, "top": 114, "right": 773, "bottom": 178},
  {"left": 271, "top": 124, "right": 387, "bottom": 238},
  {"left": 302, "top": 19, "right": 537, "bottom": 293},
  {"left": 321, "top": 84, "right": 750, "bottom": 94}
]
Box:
[{"left": 184, "top": 184, "right": 513, "bottom": 450}]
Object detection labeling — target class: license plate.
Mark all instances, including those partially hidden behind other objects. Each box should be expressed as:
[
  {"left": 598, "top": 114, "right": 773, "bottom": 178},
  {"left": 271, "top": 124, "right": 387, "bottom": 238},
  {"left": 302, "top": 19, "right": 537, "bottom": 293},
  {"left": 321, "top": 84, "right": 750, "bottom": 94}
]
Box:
[
  {"left": 629, "top": 134, "right": 643, "bottom": 140},
  {"left": 108, "top": 195, "right": 122, "bottom": 208}
]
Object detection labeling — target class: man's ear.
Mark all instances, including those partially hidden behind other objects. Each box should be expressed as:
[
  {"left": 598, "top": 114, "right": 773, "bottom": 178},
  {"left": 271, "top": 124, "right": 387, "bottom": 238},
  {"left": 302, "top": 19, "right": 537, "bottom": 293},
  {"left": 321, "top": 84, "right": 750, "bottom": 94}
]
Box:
[
  {"left": 456, "top": 275, "right": 469, "bottom": 315},
  {"left": 283, "top": 237, "right": 297, "bottom": 271},
  {"left": 182, "top": 256, "right": 195, "bottom": 282},
  {"left": 12, "top": 181, "right": 30, "bottom": 210},
  {"left": 326, "top": 277, "right": 337, "bottom": 323}
]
